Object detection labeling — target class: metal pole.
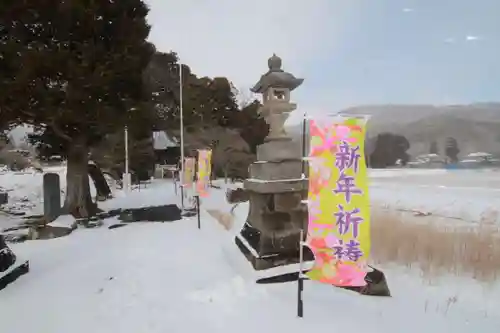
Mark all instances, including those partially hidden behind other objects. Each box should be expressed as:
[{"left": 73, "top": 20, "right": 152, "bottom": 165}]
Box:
[
  {"left": 298, "top": 113, "right": 306, "bottom": 317},
  {"left": 124, "top": 126, "right": 130, "bottom": 192},
  {"left": 179, "top": 63, "right": 185, "bottom": 209},
  {"left": 195, "top": 195, "right": 200, "bottom": 229},
  {"left": 173, "top": 169, "right": 177, "bottom": 195},
  {"left": 180, "top": 184, "right": 184, "bottom": 208},
  {"left": 297, "top": 229, "right": 304, "bottom": 318},
  {"left": 301, "top": 111, "right": 307, "bottom": 177}
]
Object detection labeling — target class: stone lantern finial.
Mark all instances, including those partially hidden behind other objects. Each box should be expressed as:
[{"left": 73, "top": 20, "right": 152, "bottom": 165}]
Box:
[
  {"left": 249, "top": 55, "right": 304, "bottom": 141},
  {"left": 268, "top": 53, "right": 282, "bottom": 71},
  {"left": 250, "top": 54, "right": 303, "bottom": 94}
]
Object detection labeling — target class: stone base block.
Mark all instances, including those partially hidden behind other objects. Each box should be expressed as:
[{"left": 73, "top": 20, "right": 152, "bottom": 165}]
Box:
[
  {"left": 249, "top": 160, "right": 302, "bottom": 181},
  {"left": 257, "top": 139, "right": 302, "bottom": 161},
  {"left": 234, "top": 224, "right": 314, "bottom": 271},
  {"left": 244, "top": 178, "right": 307, "bottom": 194},
  {"left": 245, "top": 191, "right": 307, "bottom": 232},
  {"left": 274, "top": 192, "right": 302, "bottom": 212}
]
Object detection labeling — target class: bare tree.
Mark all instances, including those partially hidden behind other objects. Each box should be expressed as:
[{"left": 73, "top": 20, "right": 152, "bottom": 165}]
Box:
[{"left": 233, "top": 85, "right": 260, "bottom": 109}]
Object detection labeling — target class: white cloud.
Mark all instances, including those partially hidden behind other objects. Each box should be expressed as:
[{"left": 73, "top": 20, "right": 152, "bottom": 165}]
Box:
[
  {"left": 444, "top": 35, "right": 484, "bottom": 44},
  {"left": 146, "top": 0, "right": 355, "bottom": 92},
  {"left": 465, "top": 35, "right": 481, "bottom": 41},
  {"left": 402, "top": 8, "right": 414, "bottom": 12}
]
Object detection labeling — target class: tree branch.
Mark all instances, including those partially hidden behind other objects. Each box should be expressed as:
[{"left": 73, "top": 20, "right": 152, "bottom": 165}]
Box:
[{"left": 50, "top": 121, "right": 73, "bottom": 142}]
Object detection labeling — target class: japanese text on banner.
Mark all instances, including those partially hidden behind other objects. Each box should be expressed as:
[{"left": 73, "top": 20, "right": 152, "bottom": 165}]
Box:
[
  {"left": 306, "top": 116, "right": 370, "bottom": 287},
  {"left": 196, "top": 149, "right": 212, "bottom": 197}
]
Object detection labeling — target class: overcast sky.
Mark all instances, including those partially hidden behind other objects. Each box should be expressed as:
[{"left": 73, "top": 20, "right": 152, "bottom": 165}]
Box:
[
  {"left": 9, "top": 0, "right": 500, "bottom": 142},
  {"left": 146, "top": 0, "right": 500, "bottom": 123}
]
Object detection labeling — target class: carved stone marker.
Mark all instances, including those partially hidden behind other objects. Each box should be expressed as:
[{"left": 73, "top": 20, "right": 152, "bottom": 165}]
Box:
[
  {"left": 0, "top": 192, "right": 7, "bottom": 205},
  {"left": 235, "top": 54, "right": 311, "bottom": 270},
  {"left": 43, "top": 173, "right": 61, "bottom": 222}
]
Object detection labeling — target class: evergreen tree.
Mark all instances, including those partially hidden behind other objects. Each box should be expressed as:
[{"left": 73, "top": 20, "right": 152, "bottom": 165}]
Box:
[
  {"left": 0, "top": 131, "right": 9, "bottom": 150},
  {"left": 445, "top": 137, "right": 460, "bottom": 163},
  {"left": 144, "top": 51, "right": 183, "bottom": 129},
  {"left": 229, "top": 100, "right": 269, "bottom": 153},
  {"left": 369, "top": 133, "right": 410, "bottom": 168},
  {"left": 429, "top": 140, "right": 438, "bottom": 155},
  {"left": 144, "top": 51, "right": 269, "bottom": 166},
  {"left": 0, "top": 0, "right": 154, "bottom": 217},
  {"left": 145, "top": 51, "right": 241, "bottom": 130}
]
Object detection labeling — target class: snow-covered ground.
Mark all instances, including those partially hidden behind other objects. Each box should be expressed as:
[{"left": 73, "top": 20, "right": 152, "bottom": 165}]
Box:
[
  {"left": 370, "top": 168, "right": 500, "bottom": 224},
  {"left": 0, "top": 166, "right": 92, "bottom": 219},
  {"left": 1, "top": 168, "right": 500, "bottom": 332},
  {"left": 3, "top": 167, "right": 499, "bottom": 226},
  {"left": 0, "top": 166, "right": 171, "bottom": 228}
]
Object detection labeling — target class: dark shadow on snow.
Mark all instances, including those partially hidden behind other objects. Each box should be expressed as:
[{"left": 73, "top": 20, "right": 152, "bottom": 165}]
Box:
[
  {"left": 256, "top": 266, "right": 391, "bottom": 297},
  {"left": 118, "top": 204, "right": 182, "bottom": 222}
]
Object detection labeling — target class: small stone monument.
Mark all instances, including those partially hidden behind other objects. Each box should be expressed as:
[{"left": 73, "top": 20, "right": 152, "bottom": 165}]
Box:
[
  {"left": 43, "top": 173, "right": 61, "bottom": 222},
  {"left": 235, "top": 54, "right": 310, "bottom": 270},
  {"left": 0, "top": 192, "right": 7, "bottom": 205}
]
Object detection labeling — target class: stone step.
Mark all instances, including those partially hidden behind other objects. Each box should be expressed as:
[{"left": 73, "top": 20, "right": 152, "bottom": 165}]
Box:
[
  {"left": 249, "top": 160, "right": 303, "bottom": 181},
  {"left": 257, "top": 139, "right": 303, "bottom": 162},
  {"left": 244, "top": 178, "right": 307, "bottom": 194}
]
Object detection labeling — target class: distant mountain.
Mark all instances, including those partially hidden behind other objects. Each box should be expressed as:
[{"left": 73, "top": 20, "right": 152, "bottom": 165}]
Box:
[{"left": 287, "top": 103, "right": 500, "bottom": 157}]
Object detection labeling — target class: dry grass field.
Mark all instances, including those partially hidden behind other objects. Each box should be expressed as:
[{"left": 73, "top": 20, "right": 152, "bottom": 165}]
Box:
[
  {"left": 371, "top": 208, "right": 500, "bottom": 282},
  {"left": 207, "top": 203, "right": 500, "bottom": 282}
]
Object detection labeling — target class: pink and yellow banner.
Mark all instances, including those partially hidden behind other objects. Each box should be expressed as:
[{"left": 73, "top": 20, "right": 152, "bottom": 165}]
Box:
[
  {"left": 183, "top": 157, "right": 195, "bottom": 187},
  {"left": 196, "top": 149, "right": 212, "bottom": 197},
  {"left": 306, "top": 116, "right": 370, "bottom": 287}
]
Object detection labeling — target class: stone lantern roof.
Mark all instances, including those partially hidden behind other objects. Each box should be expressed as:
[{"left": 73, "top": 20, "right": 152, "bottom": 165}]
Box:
[{"left": 250, "top": 54, "right": 304, "bottom": 94}]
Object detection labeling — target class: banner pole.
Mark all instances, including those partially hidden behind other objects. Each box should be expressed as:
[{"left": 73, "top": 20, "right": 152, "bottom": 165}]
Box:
[
  {"left": 174, "top": 169, "right": 178, "bottom": 195},
  {"left": 301, "top": 111, "right": 307, "bottom": 175},
  {"left": 179, "top": 157, "right": 185, "bottom": 210},
  {"left": 196, "top": 195, "right": 201, "bottom": 229},
  {"left": 297, "top": 228, "right": 304, "bottom": 318},
  {"left": 180, "top": 184, "right": 184, "bottom": 209},
  {"left": 298, "top": 111, "right": 307, "bottom": 318}
]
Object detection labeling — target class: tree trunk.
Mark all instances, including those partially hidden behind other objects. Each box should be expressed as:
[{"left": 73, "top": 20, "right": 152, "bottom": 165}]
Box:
[{"left": 63, "top": 137, "right": 98, "bottom": 218}]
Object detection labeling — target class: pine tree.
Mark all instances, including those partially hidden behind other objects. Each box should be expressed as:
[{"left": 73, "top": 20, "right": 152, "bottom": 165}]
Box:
[
  {"left": 445, "top": 137, "right": 460, "bottom": 163},
  {"left": 429, "top": 141, "right": 438, "bottom": 155},
  {"left": 233, "top": 100, "right": 269, "bottom": 153},
  {"left": 0, "top": 0, "right": 154, "bottom": 217}
]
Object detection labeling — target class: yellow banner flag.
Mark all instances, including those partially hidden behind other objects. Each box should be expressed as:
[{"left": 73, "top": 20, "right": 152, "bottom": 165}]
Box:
[
  {"left": 196, "top": 149, "right": 212, "bottom": 197},
  {"left": 183, "top": 157, "right": 195, "bottom": 187},
  {"left": 306, "top": 116, "right": 370, "bottom": 287}
]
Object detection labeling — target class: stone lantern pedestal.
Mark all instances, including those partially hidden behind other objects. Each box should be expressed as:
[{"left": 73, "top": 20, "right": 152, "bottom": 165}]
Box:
[{"left": 235, "top": 54, "right": 312, "bottom": 270}]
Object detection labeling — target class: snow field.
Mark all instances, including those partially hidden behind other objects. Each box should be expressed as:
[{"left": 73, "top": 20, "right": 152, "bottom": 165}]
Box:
[{"left": 0, "top": 169, "right": 500, "bottom": 332}]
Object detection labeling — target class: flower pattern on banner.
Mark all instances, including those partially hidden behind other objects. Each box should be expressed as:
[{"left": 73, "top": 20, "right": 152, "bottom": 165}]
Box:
[
  {"left": 196, "top": 149, "right": 212, "bottom": 197},
  {"left": 306, "top": 117, "right": 370, "bottom": 288},
  {"left": 183, "top": 157, "right": 196, "bottom": 188}
]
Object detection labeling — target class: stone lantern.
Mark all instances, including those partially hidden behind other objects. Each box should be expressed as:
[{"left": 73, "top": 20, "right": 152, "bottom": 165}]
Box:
[
  {"left": 250, "top": 54, "right": 303, "bottom": 142},
  {"left": 235, "top": 54, "right": 310, "bottom": 270}
]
